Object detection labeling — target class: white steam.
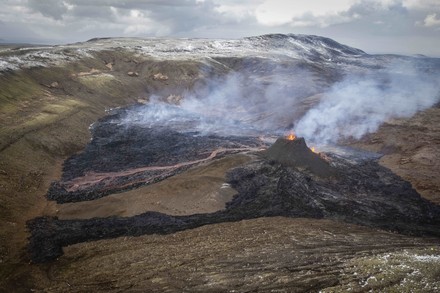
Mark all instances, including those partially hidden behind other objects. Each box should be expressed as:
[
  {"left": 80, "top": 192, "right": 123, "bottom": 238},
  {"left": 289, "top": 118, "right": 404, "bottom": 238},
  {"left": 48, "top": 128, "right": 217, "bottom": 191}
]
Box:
[
  {"left": 124, "top": 60, "right": 439, "bottom": 142},
  {"left": 294, "top": 62, "right": 440, "bottom": 144},
  {"left": 125, "top": 69, "right": 317, "bottom": 136}
]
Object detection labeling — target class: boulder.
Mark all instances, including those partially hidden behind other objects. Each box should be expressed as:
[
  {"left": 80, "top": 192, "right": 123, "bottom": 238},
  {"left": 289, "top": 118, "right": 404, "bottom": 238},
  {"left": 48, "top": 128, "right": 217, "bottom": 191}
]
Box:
[
  {"left": 152, "top": 73, "right": 169, "bottom": 81},
  {"left": 50, "top": 81, "right": 59, "bottom": 88}
]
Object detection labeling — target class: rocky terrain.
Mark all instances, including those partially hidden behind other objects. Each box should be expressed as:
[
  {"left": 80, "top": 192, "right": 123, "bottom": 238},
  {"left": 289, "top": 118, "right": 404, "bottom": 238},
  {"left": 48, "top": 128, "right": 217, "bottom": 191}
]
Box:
[{"left": 1, "top": 34, "right": 439, "bottom": 292}]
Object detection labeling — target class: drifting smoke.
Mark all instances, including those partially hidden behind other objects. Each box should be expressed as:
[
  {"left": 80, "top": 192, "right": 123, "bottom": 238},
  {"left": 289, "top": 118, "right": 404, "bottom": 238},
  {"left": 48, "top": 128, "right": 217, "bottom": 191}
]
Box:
[
  {"left": 295, "top": 61, "right": 440, "bottom": 144},
  {"left": 123, "top": 58, "right": 439, "bottom": 142},
  {"left": 124, "top": 68, "right": 317, "bottom": 136}
]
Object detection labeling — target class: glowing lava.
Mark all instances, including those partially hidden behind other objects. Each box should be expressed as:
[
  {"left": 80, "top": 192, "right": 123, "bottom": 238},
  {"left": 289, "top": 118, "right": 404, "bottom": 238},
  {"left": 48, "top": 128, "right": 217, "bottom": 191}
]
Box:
[
  {"left": 286, "top": 132, "right": 296, "bottom": 141},
  {"left": 285, "top": 132, "right": 317, "bottom": 153}
]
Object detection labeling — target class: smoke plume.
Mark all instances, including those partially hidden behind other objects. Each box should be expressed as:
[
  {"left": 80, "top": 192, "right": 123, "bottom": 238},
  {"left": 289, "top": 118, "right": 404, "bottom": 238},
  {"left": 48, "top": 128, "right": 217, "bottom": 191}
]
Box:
[
  {"left": 294, "top": 61, "right": 440, "bottom": 144},
  {"left": 123, "top": 59, "right": 439, "bottom": 143},
  {"left": 124, "top": 67, "right": 317, "bottom": 137}
]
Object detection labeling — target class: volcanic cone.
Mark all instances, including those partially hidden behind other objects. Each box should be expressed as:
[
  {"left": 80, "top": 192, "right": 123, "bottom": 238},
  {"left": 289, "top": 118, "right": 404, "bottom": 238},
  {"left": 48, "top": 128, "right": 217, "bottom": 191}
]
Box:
[{"left": 265, "top": 137, "right": 335, "bottom": 178}]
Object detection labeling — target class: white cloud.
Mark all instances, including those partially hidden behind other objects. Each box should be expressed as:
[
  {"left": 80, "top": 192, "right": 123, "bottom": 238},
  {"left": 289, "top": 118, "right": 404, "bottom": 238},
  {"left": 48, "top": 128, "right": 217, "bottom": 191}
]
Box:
[
  {"left": 403, "top": 0, "right": 440, "bottom": 10},
  {"left": 422, "top": 13, "right": 440, "bottom": 27},
  {"left": 255, "top": 0, "right": 354, "bottom": 26},
  {"left": 214, "top": 4, "right": 255, "bottom": 21}
]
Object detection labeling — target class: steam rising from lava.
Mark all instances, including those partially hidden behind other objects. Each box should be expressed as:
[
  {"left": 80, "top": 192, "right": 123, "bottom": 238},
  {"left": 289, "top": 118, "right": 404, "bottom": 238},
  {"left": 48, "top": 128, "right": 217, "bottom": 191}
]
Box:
[
  {"left": 124, "top": 60, "right": 439, "bottom": 143},
  {"left": 123, "top": 69, "right": 315, "bottom": 137},
  {"left": 294, "top": 61, "right": 440, "bottom": 144}
]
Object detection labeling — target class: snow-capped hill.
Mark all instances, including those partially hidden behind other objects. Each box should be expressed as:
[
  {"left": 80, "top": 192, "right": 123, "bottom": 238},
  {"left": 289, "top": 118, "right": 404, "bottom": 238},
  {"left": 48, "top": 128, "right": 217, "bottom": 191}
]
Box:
[
  {"left": 0, "top": 34, "right": 437, "bottom": 73},
  {"left": 247, "top": 34, "right": 366, "bottom": 59},
  {"left": 289, "top": 34, "right": 366, "bottom": 56}
]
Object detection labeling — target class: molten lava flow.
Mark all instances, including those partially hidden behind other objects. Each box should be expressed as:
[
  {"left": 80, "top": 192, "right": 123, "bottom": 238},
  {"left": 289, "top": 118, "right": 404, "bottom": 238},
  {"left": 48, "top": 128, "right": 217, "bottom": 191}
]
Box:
[{"left": 286, "top": 132, "right": 296, "bottom": 141}]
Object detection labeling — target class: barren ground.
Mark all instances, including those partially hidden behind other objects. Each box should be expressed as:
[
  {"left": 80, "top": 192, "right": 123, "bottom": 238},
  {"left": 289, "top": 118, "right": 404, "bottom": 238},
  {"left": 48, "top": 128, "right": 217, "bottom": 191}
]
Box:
[
  {"left": 1, "top": 48, "right": 439, "bottom": 292},
  {"left": 55, "top": 154, "right": 251, "bottom": 219}
]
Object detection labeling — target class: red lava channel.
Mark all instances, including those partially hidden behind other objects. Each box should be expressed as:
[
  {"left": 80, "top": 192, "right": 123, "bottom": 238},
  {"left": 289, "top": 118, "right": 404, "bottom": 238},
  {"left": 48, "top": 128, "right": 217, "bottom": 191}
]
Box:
[{"left": 63, "top": 147, "right": 264, "bottom": 192}]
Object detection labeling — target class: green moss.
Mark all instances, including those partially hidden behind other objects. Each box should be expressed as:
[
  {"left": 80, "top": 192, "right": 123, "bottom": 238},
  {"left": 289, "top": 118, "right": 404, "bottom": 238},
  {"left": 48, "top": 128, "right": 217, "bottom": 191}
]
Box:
[
  {"left": 0, "top": 73, "right": 43, "bottom": 113},
  {"left": 0, "top": 99, "right": 86, "bottom": 151},
  {"left": 78, "top": 73, "right": 116, "bottom": 87}
]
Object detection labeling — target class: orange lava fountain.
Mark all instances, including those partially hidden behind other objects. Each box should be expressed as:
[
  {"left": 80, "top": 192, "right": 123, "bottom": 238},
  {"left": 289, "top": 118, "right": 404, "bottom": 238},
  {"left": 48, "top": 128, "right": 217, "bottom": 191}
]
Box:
[{"left": 286, "top": 132, "right": 296, "bottom": 141}]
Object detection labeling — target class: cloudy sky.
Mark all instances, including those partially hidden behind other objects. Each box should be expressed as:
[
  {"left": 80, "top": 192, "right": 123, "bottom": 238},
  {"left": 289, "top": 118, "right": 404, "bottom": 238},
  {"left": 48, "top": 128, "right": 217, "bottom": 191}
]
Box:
[{"left": 1, "top": 0, "right": 439, "bottom": 56}]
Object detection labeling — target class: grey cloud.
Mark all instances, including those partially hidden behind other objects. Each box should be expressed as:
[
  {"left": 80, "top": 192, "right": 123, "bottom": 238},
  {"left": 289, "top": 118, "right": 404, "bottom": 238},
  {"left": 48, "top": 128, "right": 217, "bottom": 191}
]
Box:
[
  {"left": 65, "top": 0, "right": 206, "bottom": 9},
  {"left": 28, "top": 0, "right": 68, "bottom": 20},
  {"left": 0, "top": 21, "right": 55, "bottom": 43},
  {"left": 347, "top": 0, "right": 409, "bottom": 21},
  {"left": 57, "top": 0, "right": 237, "bottom": 36},
  {"left": 69, "top": 5, "right": 116, "bottom": 21},
  {"left": 279, "top": 1, "right": 410, "bottom": 31}
]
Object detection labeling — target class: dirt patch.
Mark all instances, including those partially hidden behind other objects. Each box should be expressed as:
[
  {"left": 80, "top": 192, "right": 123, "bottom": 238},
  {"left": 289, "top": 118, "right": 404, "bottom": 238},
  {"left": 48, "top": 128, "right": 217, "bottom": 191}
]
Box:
[
  {"left": 46, "top": 115, "right": 266, "bottom": 203},
  {"left": 55, "top": 154, "right": 252, "bottom": 219},
  {"left": 33, "top": 217, "right": 440, "bottom": 292},
  {"left": 348, "top": 106, "right": 440, "bottom": 204}
]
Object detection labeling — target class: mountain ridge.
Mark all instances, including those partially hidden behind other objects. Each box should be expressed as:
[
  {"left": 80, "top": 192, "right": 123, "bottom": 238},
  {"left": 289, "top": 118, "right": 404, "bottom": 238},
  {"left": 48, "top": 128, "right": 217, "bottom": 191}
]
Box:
[{"left": 2, "top": 33, "right": 437, "bottom": 73}]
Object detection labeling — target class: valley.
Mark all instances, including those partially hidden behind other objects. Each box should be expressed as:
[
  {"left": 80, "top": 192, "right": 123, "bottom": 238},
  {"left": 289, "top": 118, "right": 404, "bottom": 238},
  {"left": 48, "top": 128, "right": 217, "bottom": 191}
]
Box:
[{"left": 1, "top": 34, "right": 439, "bottom": 292}]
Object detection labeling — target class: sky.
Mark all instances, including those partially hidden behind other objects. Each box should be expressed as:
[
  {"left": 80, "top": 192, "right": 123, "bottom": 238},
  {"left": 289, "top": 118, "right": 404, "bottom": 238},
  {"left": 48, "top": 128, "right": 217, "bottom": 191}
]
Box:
[{"left": 0, "top": 0, "right": 439, "bottom": 56}]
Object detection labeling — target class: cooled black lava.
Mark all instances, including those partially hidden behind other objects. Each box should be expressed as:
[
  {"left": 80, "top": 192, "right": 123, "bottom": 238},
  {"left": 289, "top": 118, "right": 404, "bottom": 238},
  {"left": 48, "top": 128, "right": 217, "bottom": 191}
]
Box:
[
  {"left": 47, "top": 104, "right": 266, "bottom": 203},
  {"left": 27, "top": 104, "right": 440, "bottom": 263}
]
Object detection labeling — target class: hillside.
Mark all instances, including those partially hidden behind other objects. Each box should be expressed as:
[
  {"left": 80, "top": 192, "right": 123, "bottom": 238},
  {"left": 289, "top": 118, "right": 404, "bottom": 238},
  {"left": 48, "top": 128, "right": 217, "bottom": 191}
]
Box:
[{"left": 1, "top": 34, "right": 439, "bottom": 292}]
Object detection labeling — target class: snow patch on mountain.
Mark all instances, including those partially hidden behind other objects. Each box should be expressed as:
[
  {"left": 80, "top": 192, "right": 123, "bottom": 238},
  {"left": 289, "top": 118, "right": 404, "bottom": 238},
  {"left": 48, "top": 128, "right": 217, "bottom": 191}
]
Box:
[{"left": 0, "top": 34, "right": 369, "bottom": 73}]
